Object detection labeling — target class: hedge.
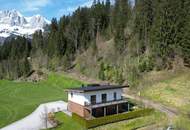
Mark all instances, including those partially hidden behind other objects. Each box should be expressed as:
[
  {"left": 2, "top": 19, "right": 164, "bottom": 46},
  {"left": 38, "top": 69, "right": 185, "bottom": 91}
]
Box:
[{"left": 72, "top": 108, "right": 154, "bottom": 129}]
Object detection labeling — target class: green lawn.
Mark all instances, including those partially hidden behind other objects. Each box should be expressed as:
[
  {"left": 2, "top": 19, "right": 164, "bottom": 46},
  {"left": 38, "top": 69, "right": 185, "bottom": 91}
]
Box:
[
  {"left": 53, "top": 112, "right": 86, "bottom": 130},
  {"left": 0, "top": 73, "right": 83, "bottom": 128}
]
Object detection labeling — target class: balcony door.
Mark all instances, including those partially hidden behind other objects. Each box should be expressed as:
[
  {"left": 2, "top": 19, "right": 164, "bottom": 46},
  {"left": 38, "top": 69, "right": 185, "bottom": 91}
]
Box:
[
  {"left": 91, "top": 95, "right": 96, "bottom": 105},
  {"left": 102, "top": 94, "right": 107, "bottom": 103}
]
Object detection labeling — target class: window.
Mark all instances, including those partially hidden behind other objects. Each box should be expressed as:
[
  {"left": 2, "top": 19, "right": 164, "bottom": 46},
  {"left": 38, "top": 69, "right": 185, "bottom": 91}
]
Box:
[
  {"left": 102, "top": 94, "right": 107, "bottom": 103},
  {"left": 91, "top": 95, "right": 96, "bottom": 105},
  {"left": 114, "top": 92, "right": 117, "bottom": 101},
  {"left": 71, "top": 92, "right": 73, "bottom": 98}
]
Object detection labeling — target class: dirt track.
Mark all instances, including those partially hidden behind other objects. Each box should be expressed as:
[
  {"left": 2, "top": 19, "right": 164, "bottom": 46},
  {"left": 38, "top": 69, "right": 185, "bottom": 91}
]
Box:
[{"left": 123, "top": 93, "right": 178, "bottom": 124}]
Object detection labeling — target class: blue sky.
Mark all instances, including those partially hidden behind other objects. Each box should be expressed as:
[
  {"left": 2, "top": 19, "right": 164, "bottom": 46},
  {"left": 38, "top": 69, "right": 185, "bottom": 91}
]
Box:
[{"left": 0, "top": 0, "right": 134, "bottom": 20}]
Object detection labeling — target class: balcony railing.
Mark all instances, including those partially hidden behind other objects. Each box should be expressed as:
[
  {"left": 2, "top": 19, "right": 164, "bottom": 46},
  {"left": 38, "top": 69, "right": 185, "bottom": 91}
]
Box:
[{"left": 84, "top": 97, "right": 128, "bottom": 109}]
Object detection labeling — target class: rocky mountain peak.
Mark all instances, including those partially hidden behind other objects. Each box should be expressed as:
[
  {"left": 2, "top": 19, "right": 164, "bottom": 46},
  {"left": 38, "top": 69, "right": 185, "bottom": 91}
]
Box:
[{"left": 0, "top": 10, "right": 50, "bottom": 39}]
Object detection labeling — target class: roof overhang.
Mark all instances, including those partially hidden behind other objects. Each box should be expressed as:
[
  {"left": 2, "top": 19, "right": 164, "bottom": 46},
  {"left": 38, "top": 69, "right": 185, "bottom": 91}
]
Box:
[{"left": 65, "top": 85, "right": 129, "bottom": 93}]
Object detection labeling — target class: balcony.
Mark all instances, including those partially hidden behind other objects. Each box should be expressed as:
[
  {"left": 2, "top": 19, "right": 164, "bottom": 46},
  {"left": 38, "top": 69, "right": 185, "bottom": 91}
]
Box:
[{"left": 84, "top": 97, "right": 128, "bottom": 109}]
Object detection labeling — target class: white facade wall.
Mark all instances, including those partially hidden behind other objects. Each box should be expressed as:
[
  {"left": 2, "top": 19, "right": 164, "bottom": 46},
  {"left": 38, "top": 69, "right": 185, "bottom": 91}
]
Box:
[
  {"left": 68, "top": 92, "right": 85, "bottom": 105},
  {"left": 68, "top": 89, "right": 123, "bottom": 106}
]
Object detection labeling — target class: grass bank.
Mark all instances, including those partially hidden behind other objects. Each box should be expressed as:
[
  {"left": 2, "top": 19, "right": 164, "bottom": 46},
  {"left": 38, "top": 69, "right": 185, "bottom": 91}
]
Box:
[
  {"left": 140, "top": 69, "right": 190, "bottom": 114},
  {"left": 138, "top": 68, "right": 190, "bottom": 129}
]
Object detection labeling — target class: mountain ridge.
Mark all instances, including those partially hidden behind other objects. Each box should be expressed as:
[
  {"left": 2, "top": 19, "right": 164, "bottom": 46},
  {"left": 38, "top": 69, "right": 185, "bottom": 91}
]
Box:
[{"left": 0, "top": 10, "right": 50, "bottom": 39}]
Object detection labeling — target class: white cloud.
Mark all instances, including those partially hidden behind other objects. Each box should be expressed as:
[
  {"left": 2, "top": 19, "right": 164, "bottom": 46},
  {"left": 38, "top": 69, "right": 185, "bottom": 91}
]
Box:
[
  {"left": 57, "top": 1, "right": 93, "bottom": 17},
  {"left": 81, "top": 1, "right": 93, "bottom": 8},
  {"left": 58, "top": 7, "right": 76, "bottom": 16},
  {"left": 22, "top": 0, "right": 51, "bottom": 12}
]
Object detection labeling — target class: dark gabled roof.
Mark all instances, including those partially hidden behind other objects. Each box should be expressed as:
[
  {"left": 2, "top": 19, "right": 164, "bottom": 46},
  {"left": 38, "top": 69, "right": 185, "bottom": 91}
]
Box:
[{"left": 65, "top": 84, "right": 129, "bottom": 93}]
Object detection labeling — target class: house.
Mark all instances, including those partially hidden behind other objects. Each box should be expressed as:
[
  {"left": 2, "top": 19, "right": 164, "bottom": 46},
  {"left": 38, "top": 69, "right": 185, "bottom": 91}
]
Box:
[{"left": 65, "top": 84, "right": 130, "bottom": 119}]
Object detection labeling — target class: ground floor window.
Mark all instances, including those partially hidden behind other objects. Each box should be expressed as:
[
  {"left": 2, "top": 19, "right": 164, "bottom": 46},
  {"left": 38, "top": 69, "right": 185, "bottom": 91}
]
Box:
[
  {"left": 92, "top": 107, "right": 104, "bottom": 117},
  {"left": 91, "top": 95, "right": 96, "bottom": 105}
]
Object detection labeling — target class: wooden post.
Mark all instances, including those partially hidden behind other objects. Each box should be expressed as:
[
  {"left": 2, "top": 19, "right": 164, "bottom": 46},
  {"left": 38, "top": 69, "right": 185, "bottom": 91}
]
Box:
[
  {"left": 90, "top": 108, "right": 92, "bottom": 117},
  {"left": 104, "top": 107, "right": 106, "bottom": 116},
  {"left": 116, "top": 104, "right": 119, "bottom": 114},
  {"left": 128, "top": 103, "right": 130, "bottom": 111}
]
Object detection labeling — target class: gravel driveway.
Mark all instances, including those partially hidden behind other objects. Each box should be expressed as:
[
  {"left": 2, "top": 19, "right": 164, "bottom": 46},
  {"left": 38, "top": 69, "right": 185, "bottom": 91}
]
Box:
[{"left": 1, "top": 101, "right": 70, "bottom": 130}]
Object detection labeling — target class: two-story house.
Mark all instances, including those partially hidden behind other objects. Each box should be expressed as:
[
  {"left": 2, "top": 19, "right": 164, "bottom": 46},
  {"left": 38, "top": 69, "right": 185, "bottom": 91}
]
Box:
[{"left": 66, "top": 84, "right": 129, "bottom": 119}]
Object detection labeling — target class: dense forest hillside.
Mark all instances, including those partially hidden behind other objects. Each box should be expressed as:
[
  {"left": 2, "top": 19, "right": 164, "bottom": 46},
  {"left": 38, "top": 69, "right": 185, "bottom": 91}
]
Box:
[{"left": 0, "top": 0, "right": 190, "bottom": 87}]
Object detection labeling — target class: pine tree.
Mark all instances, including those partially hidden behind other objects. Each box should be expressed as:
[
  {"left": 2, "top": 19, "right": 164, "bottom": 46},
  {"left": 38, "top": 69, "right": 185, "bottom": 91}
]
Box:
[
  {"left": 150, "top": 0, "right": 184, "bottom": 68},
  {"left": 113, "top": 0, "right": 131, "bottom": 53},
  {"left": 99, "top": 62, "right": 105, "bottom": 80},
  {"left": 47, "top": 18, "right": 59, "bottom": 57},
  {"left": 179, "top": 0, "right": 190, "bottom": 64},
  {"left": 134, "top": 0, "right": 155, "bottom": 54},
  {"left": 31, "top": 30, "right": 44, "bottom": 54}
]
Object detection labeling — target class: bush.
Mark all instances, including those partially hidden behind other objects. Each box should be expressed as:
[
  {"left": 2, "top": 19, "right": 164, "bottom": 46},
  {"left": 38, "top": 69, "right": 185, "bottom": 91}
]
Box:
[
  {"left": 127, "top": 64, "right": 140, "bottom": 87},
  {"left": 72, "top": 108, "right": 154, "bottom": 129},
  {"left": 138, "top": 55, "right": 154, "bottom": 72},
  {"left": 98, "top": 63, "right": 125, "bottom": 84},
  {"left": 98, "top": 62, "right": 105, "bottom": 80}
]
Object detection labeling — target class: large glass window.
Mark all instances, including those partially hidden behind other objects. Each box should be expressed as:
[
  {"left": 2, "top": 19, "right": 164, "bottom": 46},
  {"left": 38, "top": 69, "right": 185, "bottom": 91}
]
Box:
[
  {"left": 102, "top": 94, "right": 107, "bottom": 103},
  {"left": 114, "top": 92, "right": 117, "bottom": 101},
  {"left": 91, "top": 95, "right": 96, "bottom": 105}
]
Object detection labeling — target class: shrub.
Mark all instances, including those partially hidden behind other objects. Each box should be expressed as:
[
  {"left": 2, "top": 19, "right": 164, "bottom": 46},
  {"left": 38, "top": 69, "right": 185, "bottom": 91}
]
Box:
[
  {"left": 127, "top": 64, "right": 140, "bottom": 87},
  {"left": 138, "top": 55, "right": 154, "bottom": 72},
  {"left": 72, "top": 108, "right": 154, "bottom": 129},
  {"left": 98, "top": 62, "right": 105, "bottom": 80}
]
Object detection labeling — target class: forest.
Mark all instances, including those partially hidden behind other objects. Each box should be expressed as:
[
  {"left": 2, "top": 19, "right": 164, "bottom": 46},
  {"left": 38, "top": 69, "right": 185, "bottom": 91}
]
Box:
[{"left": 0, "top": 0, "right": 190, "bottom": 86}]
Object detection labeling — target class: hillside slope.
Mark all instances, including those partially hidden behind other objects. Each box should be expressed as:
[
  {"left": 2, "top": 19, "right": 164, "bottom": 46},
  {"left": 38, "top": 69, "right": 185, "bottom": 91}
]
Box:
[
  {"left": 138, "top": 69, "right": 190, "bottom": 129},
  {"left": 139, "top": 69, "right": 190, "bottom": 112}
]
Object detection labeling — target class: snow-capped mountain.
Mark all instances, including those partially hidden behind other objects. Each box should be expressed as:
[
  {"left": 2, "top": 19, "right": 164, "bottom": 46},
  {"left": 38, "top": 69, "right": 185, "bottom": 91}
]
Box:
[{"left": 0, "top": 10, "right": 50, "bottom": 38}]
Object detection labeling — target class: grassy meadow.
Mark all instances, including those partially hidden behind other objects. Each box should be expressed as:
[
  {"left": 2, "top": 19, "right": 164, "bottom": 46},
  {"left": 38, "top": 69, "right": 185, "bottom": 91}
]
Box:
[
  {"left": 139, "top": 68, "right": 190, "bottom": 129},
  {"left": 141, "top": 69, "right": 190, "bottom": 113},
  {"left": 0, "top": 73, "right": 83, "bottom": 128}
]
